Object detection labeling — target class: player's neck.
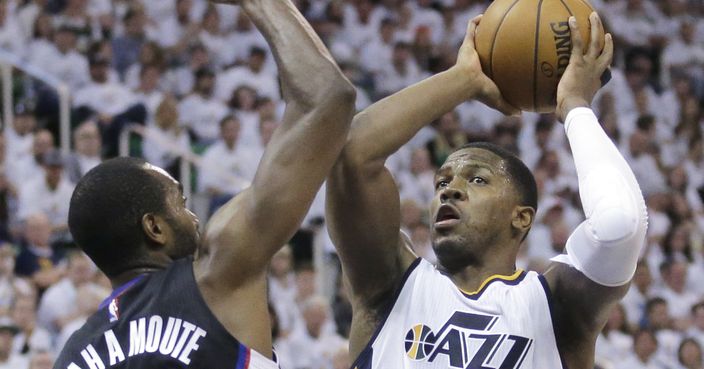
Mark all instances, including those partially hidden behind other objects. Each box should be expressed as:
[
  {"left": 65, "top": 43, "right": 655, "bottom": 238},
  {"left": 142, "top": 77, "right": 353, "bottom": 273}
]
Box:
[{"left": 447, "top": 254, "right": 518, "bottom": 294}]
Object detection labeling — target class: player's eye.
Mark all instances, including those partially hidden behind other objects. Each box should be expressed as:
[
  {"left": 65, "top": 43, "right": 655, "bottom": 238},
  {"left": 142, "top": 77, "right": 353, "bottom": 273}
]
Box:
[{"left": 435, "top": 180, "right": 449, "bottom": 190}]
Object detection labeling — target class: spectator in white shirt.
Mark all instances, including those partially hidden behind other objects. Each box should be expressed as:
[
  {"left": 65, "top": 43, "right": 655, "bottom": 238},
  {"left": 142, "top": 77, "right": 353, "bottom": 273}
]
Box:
[
  {"left": 359, "top": 17, "right": 398, "bottom": 76},
  {"left": 64, "top": 120, "right": 101, "bottom": 183},
  {"left": 0, "top": 0, "right": 24, "bottom": 55},
  {"left": 39, "top": 25, "right": 90, "bottom": 91},
  {"left": 226, "top": 10, "right": 269, "bottom": 68},
  {"left": 689, "top": 302, "right": 704, "bottom": 350},
  {"left": 278, "top": 295, "right": 345, "bottom": 369},
  {"left": 11, "top": 294, "right": 51, "bottom": 356},
  {"left": 624, "top": 124, "right": 667, "bottom": 197},
  {"left": 621, "top": 329, "right": 666, "bottom": 369},
  {"left": 164, "top": 43, "right": 212, "bottom": 98},
  {"left": 36, "top": 251, "right": 96, "bottom": 337},
  {"left": 16, "top": 0, "right": 46, "bottom": 40},
  {"left": 145, "top": 0, "right": 198, "bottom": 52},
  {"left": 55, "top": 282, "right": 107, "bottom": 353},
  {"left": 268, "top": 246, "right": 298, "bottom": 338},
  {"left": 111, "top": 7, "right": 147, "bottom": 77},
  {"left": 6, "top": 129, "right": 53, "bottom": 194},
  {"left": 623, "top": 261, "right": 655, "bottom": 327},
  {"left": 644, "top": 297, "right": 683, "bottom": 364},
  {"left": 660, "top": 20, "right": 704, "bottom": 89},
  {"left": 132, "top": 63, "right": 165, "bottom": 119},
  {"left": 396, "top": 147, "right": 435, "bottom": 208},
  {"left": 0, "top": 246, "right": 32, "bottom": 317},
  {"left": 5, "top": 105, "right": 37, "bottom": 165},
  {"left": 596, "top": 304, "right": 634, "bottom": 367},
  {"left": 178, "top": 67, "right": 229, "bottom": 144},
  {"left": 678, "top": 337, "right": 704, "bottom": 369},
  {"left": 374, "top": 41, "right": 427, "bottom": 98},
  {"left": 142, "top": 95, "right": 190, "bottom": 177},
  {"left": 53, "top": 0, "right": 95, "bottom": 51},
  {"left": 124, "top": 41, "right": 166, "bottom": 90},
  {"left": 72, "top": 54, "right": 147, "bottom": 157},
  {"left": 654, "top": 260, "right": 700, "bottom": 324},
  {"left": 27, "top": 350, "right": 53, "bottom": 369},
  {"left": 17, "top": 150, "right": 74, "bottom": 239},
  {"left": 0, "top": 317, "right": 27, "bottom": 369},
  {"left": 227, "top": 84, "right": 261, "bottom": 148},
  {"left": 606, "top": 0, "right": 667, "bottom": 50},
  {"left": 198, "top": 115, "right": 255, "bottom": 214},
  {"left": 25, "top": 13, "right": 56, "bottom": 70},
  {"left": 198, "top": 5, "right": 236, "bottom": 68},
  {"left": 216, "top": 46, "right": 280, "bottom": 101}
]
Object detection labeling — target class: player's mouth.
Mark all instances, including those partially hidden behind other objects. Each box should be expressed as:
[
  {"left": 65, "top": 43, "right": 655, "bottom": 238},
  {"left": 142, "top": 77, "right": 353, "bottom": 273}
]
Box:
[{"left": 434, "top": 204, "right": 461, "bottom": 229}]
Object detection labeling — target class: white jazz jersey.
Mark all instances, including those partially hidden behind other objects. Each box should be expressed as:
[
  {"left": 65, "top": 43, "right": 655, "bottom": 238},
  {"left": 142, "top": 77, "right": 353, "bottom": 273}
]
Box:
[{"left": 352, "top": 258, "right": 564, "bottom": 369}]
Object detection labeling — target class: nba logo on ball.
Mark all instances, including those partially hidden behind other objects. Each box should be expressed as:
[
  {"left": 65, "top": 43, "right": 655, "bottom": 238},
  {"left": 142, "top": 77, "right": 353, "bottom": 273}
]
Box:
[
  {"left": 474, "top": 0, "right": 604, "bottom": 112},
  {"left": 404, "top": 324, "right": 435, "bottom": 360}
]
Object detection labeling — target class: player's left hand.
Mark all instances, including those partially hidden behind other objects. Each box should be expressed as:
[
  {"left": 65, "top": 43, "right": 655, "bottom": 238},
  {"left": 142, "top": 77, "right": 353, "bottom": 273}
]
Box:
[
  {"left": 555, "top": 12, "right": 613, "bottom": 122},
  {"left": 455, "top": 15, "right": 519, "bottom": 116}
]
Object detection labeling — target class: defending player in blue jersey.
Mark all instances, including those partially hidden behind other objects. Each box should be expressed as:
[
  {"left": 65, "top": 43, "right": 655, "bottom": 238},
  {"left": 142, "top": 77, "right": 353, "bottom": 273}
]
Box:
[
  {"left": 326, "top": 12, "right": 647, "bottom": 369},
  {"left": 53, "top": 0, "right": 356, "bottom": 368}
]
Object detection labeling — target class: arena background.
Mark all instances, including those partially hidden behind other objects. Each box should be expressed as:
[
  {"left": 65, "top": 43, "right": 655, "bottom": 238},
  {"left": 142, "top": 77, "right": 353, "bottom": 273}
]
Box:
[{"left": 0, "top": 0, "right": 701, "bottom": 368}]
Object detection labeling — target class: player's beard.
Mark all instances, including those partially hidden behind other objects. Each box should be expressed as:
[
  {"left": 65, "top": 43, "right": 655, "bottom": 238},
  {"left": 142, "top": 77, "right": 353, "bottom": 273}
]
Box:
[{"left": 167, "top": 218, "right": 200, "bottom": 260}]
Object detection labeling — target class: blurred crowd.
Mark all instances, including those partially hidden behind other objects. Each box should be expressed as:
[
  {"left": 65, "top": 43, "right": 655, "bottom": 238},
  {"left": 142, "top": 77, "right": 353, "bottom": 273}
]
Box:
[{"left": 0, "top": 0, "right": 701, "bottom": 368}]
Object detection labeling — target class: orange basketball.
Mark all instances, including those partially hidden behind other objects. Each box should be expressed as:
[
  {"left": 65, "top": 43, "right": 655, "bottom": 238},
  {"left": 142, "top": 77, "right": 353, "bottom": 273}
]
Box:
[{"left": 475, "top": 0, "right": 604, "bottom": 113}]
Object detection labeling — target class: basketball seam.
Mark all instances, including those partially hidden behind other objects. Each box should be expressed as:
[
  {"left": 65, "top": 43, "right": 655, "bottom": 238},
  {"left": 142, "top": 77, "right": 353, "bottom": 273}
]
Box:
[
  {"left": 532, "top": 0, "right": 545, "bottom": 111},
  {"left": 559, "top": 0, "right": 574, "bottom": 16},
  {"left": 488, "top": 0, "right": 521, "bottom": 80},
  {"left": 576, "top": 0, "right": 594, "bottom": 11}
]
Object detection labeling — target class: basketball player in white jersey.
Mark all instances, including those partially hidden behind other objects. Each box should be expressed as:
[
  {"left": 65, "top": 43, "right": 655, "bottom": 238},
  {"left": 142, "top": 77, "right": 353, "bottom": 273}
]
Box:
[{"left": 326, "top": 12, "right": 647, "bottom": 369}]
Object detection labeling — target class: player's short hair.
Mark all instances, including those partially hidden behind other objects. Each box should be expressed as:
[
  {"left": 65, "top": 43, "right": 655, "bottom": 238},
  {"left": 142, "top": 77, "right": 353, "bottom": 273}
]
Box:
[
  {"left": 69, "top": 157, "right": 171, "bottom": 278},
  {"left": 454, "top": 142, "right": 538, "bottom": 211}
]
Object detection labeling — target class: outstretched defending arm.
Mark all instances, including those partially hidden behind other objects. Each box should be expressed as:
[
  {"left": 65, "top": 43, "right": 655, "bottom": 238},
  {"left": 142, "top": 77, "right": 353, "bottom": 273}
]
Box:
[
  {"left": 326, "top": 17, "right": 517, "bottom": 358},
  {"left": 192, "top": 0, "right": 355, "bottom": 355},
  {"left": 544, "top": 12, "right": 648, "bottom": 368}
]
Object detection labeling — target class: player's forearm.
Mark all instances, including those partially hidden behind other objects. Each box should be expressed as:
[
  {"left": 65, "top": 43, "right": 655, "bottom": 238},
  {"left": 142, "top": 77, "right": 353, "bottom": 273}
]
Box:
[
  {"left": 563, "top": 107, "right": 648, "bottom": 286},
  {"left": 241, "top": 0, "right": 353, "bottom": 112},
  {"left": 345, "top": 66, "right": 473, "bottom": 164}
]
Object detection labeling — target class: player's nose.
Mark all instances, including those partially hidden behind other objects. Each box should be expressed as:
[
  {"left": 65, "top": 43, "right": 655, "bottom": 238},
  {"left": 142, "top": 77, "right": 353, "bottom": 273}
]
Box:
[{"left": 439, "top": 187, "right": 466, "bottom": 202}]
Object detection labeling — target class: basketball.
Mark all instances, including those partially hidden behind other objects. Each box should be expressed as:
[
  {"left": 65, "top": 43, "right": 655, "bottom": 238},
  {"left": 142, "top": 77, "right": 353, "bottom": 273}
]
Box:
[{"left": 475, "top": 0, "right": 604, "bottom": 113}]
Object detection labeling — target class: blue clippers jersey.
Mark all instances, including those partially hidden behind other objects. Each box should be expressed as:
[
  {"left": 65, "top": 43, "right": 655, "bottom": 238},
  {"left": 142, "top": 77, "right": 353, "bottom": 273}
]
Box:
[{"left": 54, "top": 257, "right": 277, "bottom": 369}]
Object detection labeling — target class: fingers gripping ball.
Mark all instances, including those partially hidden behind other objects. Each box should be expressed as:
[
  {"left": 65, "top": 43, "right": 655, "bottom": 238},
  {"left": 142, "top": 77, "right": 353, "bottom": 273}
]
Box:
[{"left": 475, "top": 0, "right": 604, "bottom": 112}]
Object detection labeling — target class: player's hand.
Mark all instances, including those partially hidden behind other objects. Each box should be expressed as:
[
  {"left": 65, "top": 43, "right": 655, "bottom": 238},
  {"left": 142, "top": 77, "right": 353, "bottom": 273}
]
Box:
[
  {"left": 555, "top": 12, "right": 613, "bottom": 122},
  {"left": 455, "top": 15, "right": 519, "bottom": 116}
]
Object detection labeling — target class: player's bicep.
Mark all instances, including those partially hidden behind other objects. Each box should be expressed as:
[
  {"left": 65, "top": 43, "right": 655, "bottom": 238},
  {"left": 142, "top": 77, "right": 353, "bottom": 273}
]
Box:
[{"left": 326, "top": 157, "right": 416, "bottom": 305}]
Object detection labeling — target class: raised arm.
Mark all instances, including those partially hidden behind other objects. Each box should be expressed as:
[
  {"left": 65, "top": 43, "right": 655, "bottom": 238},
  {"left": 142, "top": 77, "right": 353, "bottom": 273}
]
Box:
[
  {"left": 195, "top": 0, "right": 355, "bottom": 290},
  {"left": 544, "top": 13, "right": 648, "bottom": 367},
  {"left": 326, "top": 17, "right": 516, "bottom": 357}
]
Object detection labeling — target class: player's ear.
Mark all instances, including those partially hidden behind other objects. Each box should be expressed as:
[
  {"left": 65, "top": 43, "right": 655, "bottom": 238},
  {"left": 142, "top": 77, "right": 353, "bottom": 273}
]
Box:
[
  {"left": 142, "top": 213, "right": 168, "bottom": 247},
  {"left": 511, "top": 205, "right": 535, "bottom": 234}
]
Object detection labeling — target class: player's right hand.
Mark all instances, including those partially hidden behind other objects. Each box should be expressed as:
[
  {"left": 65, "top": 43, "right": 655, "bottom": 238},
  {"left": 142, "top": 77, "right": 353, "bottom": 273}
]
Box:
[
  {"left": 455, "top": 15, "right": 519, "bottom": 117},
  {"left": 555, "top": 12, "right": 613, "bottom": 122}
]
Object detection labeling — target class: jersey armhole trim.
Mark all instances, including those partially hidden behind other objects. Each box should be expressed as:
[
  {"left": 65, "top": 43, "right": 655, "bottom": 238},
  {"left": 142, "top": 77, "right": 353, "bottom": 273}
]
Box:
[
  {"left": 348, "top": 257, "right": 422, "bottom": 369},
  {"left": 538, "top": 274, "right": 569, "bottom": 369},
  {"left": 235, "top": 343, "right": 251, "bottom": 369}
]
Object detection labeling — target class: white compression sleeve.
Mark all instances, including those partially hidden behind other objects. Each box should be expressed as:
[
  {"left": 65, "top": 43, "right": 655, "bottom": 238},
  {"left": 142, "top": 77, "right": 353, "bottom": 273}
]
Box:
[{"left": 550, "top": 107, "right": 648, "bottom": 287}]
